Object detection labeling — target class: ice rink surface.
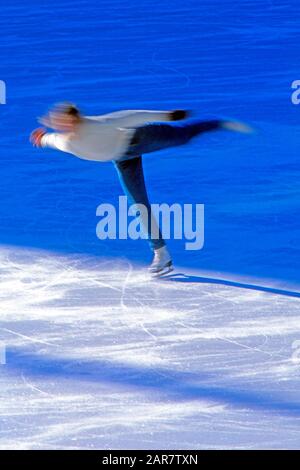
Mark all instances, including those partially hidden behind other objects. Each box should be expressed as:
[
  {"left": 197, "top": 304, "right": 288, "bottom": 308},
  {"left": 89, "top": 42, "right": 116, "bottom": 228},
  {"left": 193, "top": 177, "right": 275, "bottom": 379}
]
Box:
[
  {"left": 0, "top": 246, "right": 300, "bottom": 449},
  {"left": 0, "top": 0, "right": 300, "bottom": 449}
]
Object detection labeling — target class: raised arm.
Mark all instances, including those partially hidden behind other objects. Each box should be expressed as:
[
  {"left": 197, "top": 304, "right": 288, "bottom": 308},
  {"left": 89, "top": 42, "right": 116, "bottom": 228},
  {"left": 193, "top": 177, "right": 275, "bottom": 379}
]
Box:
[
  {"left": 30, "top": 128, "right": 69, "bottom": 152},
  {"left": 88, "top": 109, "right": 188, "bottom": 127}
]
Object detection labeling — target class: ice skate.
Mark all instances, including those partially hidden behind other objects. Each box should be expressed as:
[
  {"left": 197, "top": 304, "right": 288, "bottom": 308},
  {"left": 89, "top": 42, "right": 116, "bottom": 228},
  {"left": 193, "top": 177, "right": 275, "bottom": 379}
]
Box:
[
  {"left": 149, "top": 246, "right": 173, "bottom": 277},
  {"left": 221, "top": 120, "right": 253, "bottom": 134}
]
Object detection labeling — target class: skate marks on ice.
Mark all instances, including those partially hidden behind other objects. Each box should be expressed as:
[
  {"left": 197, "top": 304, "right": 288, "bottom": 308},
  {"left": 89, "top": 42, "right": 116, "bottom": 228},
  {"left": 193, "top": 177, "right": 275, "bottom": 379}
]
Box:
[{"left": 1, "top": 246, "right": 300, "bottom": 448}]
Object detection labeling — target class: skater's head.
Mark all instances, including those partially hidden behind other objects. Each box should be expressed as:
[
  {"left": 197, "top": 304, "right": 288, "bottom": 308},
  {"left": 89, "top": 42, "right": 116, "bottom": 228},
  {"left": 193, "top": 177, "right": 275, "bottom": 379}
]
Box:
[{"left": 39, "top": 102, "right": 82, "bottom": 131}]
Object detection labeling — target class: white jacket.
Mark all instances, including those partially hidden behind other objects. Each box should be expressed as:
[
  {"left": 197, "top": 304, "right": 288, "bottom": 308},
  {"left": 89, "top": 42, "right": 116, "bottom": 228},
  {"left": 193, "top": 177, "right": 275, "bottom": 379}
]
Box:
[{"left": 41, "top": 109, "right": 170, "bottom": 162}]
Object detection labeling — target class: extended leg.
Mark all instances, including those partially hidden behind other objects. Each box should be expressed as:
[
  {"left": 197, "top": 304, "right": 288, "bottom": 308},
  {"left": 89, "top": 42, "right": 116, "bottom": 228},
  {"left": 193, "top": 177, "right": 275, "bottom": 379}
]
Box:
[{"left": 124, "top": 119, "right": 222, "bottom": 157}]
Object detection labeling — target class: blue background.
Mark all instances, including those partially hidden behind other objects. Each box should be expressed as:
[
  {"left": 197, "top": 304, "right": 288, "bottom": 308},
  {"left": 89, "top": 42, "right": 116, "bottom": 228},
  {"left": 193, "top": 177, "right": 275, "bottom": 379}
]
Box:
[{"left": 0, "top": 0, "right": 299, "bottom": 287}]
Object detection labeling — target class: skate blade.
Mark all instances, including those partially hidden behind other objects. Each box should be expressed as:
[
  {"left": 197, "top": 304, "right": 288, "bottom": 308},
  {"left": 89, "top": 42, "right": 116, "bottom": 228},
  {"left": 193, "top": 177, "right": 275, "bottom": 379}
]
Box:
[{"left": 150, "top": 263, "right": 174, "bottom": 278}]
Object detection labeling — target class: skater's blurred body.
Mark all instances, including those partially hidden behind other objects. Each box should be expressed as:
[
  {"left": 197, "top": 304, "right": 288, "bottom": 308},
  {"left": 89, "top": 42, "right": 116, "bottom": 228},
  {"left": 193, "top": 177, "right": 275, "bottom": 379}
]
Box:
[{"left": 31, "top": 103, "right": 250, "bottom": 275}]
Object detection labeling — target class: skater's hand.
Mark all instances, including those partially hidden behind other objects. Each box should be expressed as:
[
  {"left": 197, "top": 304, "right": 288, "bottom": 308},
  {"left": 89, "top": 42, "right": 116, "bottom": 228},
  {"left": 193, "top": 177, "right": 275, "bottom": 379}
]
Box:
[
  {"left": 169, "top": 110, "right": 190, "bottom": 121},
  {"left": 30, "top": 127, "right": 47, "bottom": 147}
]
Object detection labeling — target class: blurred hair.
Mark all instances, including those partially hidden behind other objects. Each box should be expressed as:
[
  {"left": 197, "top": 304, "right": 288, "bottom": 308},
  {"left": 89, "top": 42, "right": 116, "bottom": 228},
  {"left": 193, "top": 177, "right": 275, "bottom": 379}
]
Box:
[{"left": 52, "top": 102, "right": 80, "bottom": 117}]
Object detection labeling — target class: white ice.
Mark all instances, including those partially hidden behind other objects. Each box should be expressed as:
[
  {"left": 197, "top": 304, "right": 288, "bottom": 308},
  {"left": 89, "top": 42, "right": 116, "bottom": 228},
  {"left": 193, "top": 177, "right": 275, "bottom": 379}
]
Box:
[{"left": 0, "top": 245, "right": 300, "bottom": 449}]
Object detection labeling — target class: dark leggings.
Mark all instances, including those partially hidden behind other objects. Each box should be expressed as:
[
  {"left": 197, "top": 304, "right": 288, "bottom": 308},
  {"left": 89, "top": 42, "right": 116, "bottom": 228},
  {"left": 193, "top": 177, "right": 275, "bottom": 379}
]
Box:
[
  {"left": 124, "top": 119, "right": 222, "bottom": 158},
  {"left": 114, "top": 156, "right": 165, "bottom": 251},
  {"left": 114, "top": 119, "right": 223, "bottom": 251}
]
